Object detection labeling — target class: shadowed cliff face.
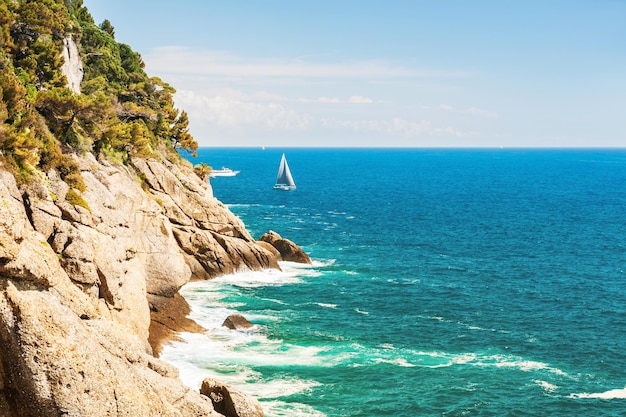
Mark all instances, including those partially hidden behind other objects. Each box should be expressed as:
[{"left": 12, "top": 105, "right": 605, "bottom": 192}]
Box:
[{"left": 0, "top": 154, "right": 274, "bottom": 416}]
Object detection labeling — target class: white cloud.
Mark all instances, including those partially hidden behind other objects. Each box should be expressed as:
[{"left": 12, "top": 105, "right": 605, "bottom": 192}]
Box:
[
  {"left": 323, "top": 117, "right": 478, "bottom": 137},
  {"left": 462, "top": 107, "right": 498, "bottom": 118},
  {"left": 175, "top": 87, "right": 476, "bottom": 141},
  {"left": 144, "top": 46, "right": 472, "bottom": 80},
  {"left": 175, "top": 90, "right": 312, "bottom": 130},
  {"left": 347, "top": 96, "right": 373, "bottom": 104},
  {"left": 296, "top": 95, "right": 373, "bottom": 104},
  {"left": 143, "top": 48, "right": 486, "bottom": 145},
  {"left": 422, "top": 104, "right": 498, "bottom": 119}
]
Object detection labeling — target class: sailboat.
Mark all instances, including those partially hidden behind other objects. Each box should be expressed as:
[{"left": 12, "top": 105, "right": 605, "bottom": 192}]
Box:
[{"left": 273, "top": 153, "right": 296, "bottom": 190}]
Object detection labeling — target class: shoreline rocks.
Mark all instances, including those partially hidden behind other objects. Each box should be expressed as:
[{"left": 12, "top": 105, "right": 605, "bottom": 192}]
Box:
[
  {"left": 201, "top": 378, "right": 264, "bottom": 417},
  {"left": 222, "top": 314, "right": 254, "bottom": 330},
  {"left": 259, "top": 230, "right": 312, "bottom": 264},
  {"left": 0, "top": 153, "right": 288, "bottom": 416}
]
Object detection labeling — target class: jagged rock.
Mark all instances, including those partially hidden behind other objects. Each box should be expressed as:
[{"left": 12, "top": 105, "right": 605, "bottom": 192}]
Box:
[
  {"left": 1, "top": 170, "right": 220, "bottom": 416},
  {"left": 222, "top": 314, "right": 253, "bottom": 330},
  {"left": 130, "top": 157, "right": 281, "bottom": 279},
  {"left": 1, "top": 150, "right": 290, "bottom": 416},
  {"left": 148, "top": 293, "right": 205, "bottom": 357},
  {"left": 172, "top": 226, "right": 280, "bottom": 280},
  {"left": 259, "top": 230, "right": 312, "bottom": 264},
  {"left": 201, "top": 378, "right": 264, "bottom": 417},
  {"left": 131, "top": 158, "right": 252, "bottom": 239},
  {"left": 255, "top": 241, "right": 281, "bottom": 262},
  {"left": 0, "top": 282, "right": 219, "bottom": 417}
]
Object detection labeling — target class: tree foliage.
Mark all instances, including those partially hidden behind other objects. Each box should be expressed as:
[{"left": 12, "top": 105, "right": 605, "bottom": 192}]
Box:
[
  {"left": 170, "top": 110, "right": 197, "bottom": 156},
  {"left": 0, "top": 0, "right": 199, "bottom": 185}
]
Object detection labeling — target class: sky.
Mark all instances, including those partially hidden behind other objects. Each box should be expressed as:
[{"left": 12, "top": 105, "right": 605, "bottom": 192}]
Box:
[{"left": 82, "top": 1, "right": 625, "bottom": 148}]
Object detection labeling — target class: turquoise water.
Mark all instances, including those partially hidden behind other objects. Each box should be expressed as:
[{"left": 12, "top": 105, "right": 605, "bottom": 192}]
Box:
[{"left": 163, "top": 148, "right": 626, "bottom": 416}]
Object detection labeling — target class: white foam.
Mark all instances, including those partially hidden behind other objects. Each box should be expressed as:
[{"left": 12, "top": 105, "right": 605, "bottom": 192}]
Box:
[
  {"left": 534, "top": 379, "right": 558, "bottom": 393},
  {"left": 312, "top": 302, "right": 337, "bottom": 309},
  {"left": 246, "top": 376, "right": 322, "bottom": 399},
  {"left": 397, "top": 350, "right": 570, "bottom": 377},
  {"left": 209, "top": 268, "right": 304, "bottom": 288},
  {"left": 162, "top": 328, "right": 331, "bottom": 374},
  {"left": 260, "top": 297, "right": 288, "bottom": 305},
  {"left": 373, "top": 357, "right": 417, "bottom": 367},
  {"left": 263, "top": 401, "right": 327, "bottom": 417},
  {"left": 161, "top": 331, "right": 327, "bottom": 392},
  {"left": 311, "top": 259, "right": 336, "bottom": 268},
  {"left": 161, "top": 263, "right": 334, "bottom": 416},
  {"left": 570, "top": 387, "right": 626, "bottom": 399},
  {"left": 475, "top": 354, "right": 568, "bottom": 376},
  {"left": 355, "top": 308, "right": 369, "bottom": 315},
  {"left": 279, "top": 261, "right": 324, "bottom": 277}
]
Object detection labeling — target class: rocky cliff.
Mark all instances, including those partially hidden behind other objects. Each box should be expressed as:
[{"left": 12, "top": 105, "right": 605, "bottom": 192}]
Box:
[{"left": 0, "top": 153, "right": 281, "bottom": 416}]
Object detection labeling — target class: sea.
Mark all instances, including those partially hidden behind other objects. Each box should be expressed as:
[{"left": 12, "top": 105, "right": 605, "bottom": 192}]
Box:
[{"left": 162, "top": 147, "right": 626, "bottom": 416}]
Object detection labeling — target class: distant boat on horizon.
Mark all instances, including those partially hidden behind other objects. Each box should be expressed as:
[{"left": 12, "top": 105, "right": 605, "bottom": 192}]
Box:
[
  {"left": 209, "top": 167, "right": 240, "bottom": 177},
  {"left": 273, "top": 153, "right": 296, "bottom": 191}
]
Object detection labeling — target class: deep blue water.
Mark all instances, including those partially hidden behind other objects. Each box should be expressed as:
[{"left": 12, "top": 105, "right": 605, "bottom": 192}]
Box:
[{"left": 163, "top": 148, "right": 626, "bottom": 416}]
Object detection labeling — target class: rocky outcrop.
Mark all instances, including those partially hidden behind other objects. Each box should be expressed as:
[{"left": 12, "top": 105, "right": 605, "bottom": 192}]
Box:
[
  {"left": 201, "top": 378, "right": 264, "bottom": 417},
  {"left": 222, "top": 314, "right": 254, "bottom": 330},
  {"left": 61, "top": 34, "right": 83, "bottom": 94},
  {"left": 259, "top": 230, "right": 312, "bottom": 264},
  {"left": 0, "top": 152, "right": 279, "bottom": 416},
  {"left": 149, "top": 293, "right": 205, "bottom": 357},
  {"left": 0, "top": 168, "right": 220, "bottom": 416},
  {"left": 131, "top": 158, "right": 280, "bottom": 280}
]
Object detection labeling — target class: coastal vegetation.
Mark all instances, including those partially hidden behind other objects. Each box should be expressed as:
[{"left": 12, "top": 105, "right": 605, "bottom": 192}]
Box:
[{"left": 0, "top": 0, "right": 198, "bottom": 186}]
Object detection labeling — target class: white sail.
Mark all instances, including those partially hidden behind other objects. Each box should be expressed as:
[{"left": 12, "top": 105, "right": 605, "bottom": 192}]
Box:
[{"left": 274, "top": 153, "right": 296, "bottom": 190}]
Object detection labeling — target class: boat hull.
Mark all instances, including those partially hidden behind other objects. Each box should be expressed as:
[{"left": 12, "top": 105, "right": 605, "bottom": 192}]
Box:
[
  {"left": 209, "top": 168, "right": 240, "bottom": 177},
  {"left": 273, "top": 184, "right": 296, "bottom": 191}
]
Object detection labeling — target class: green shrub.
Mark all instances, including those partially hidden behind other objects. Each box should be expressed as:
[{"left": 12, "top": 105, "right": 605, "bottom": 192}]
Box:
[
  {"left": 66, "top": 188, "right": 90, "bottom": 212},
  {"left": 136, "top": 172, "right": 149, "bottom": 192},
  {"left": 194, "top": 163, "right": 212, "bottom": 181}
]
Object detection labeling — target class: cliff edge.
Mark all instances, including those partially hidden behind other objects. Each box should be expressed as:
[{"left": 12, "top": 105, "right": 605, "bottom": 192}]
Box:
[{"left": 0, "top": 153, "right": 279, "bottom": 416}]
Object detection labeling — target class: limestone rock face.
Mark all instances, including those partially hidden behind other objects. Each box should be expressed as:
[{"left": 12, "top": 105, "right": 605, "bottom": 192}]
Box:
[
  {"left": 259, "top": 230, "right": 312, "bottom": 264},
  {"left": 60, "top": 34, "right": 83, "bottom": 94},
  {"left": 0, "top": 170, "right": 220, "bottom": 416},
  {"left": 0, "top": 152, "right": 275, "bottom": 416},
  {"left": 132, "top": 158, "right": 279, "bottom": 278},
  {"left": 222, "top": 314, "right": 254, "bottom": 330},
  {"left": 201, "top": 378, "right": 264, "bottom": 417},
  {"left": 0, "top": 283, "right": 219, "bottom": 417}
]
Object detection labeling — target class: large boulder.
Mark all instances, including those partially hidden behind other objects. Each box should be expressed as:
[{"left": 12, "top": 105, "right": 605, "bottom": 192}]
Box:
[
  {"left": 259, "top": 230, "right": 312, "bottom": 264},
  {"left": 201, "top": 378, "right": 264, "bottom": 417},
  {"left": 222, "top": 314, "right": 254, "bottom": 330}
]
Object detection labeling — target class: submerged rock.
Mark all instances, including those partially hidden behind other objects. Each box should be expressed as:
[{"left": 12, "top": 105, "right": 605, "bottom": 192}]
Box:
[{"left": 222, "top": 314, "right": 254, "bottom": 330}]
